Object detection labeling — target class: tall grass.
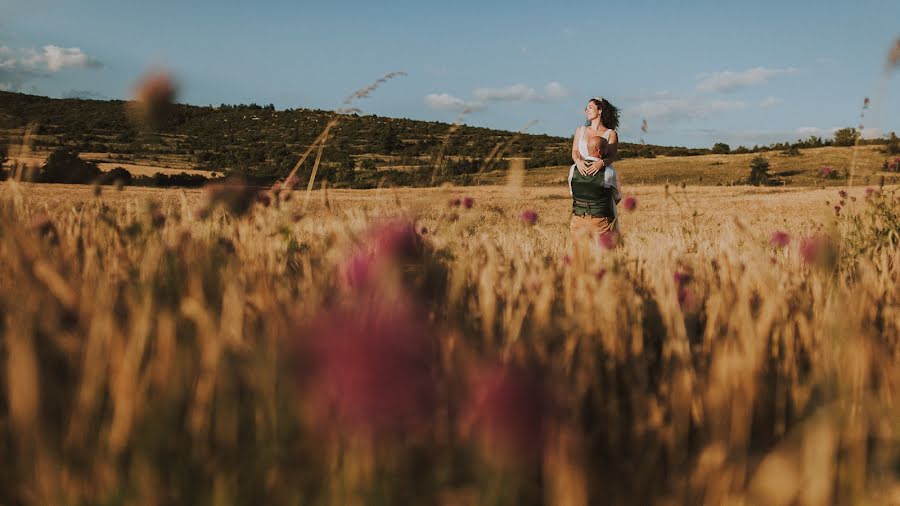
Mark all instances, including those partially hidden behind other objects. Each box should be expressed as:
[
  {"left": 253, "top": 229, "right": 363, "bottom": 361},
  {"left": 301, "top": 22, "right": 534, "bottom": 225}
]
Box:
[{"left": 0, "top": 180, "right": 898, "bottom": 505}]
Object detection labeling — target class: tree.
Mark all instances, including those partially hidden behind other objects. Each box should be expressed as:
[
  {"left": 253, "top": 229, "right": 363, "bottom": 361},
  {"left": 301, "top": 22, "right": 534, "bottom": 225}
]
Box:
[
  {"left": 886, "top": 131, "right": 899, "bottom": 155},
  {"left": 711, "top": 142, "right": 730, "bottom": 154},
  {"left": 98, "top": 167, "right": 133, "bottom": 186},
  {"left": 748, "top": 156, "right": 770, "bottom": 185},
  {"left": 833, "top": 127, "right": 859, "bottom": 147},
  {"left": 376, "top": 124, "right": 402, "bottom": 154},
  {"left": 39, "top": 149, "right": 101, "bottom": 184}
]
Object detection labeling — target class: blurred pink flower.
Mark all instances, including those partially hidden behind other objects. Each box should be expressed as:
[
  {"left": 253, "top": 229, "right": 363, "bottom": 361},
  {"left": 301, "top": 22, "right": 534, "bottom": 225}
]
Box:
[
  {"left": 677, "top": 286, "right": 698, "bottom": 312},
  {"left": 770, "top": 231, "right": 790, "bottom": 248},
  {"left": 341, "top": 252, "right": 375, "bottom": 289},
  {"left": 298, "top": 298, "right": 435, "bottom": 435},
  {"left": 673, "top": 270, "right": 691, "bottom": 287},
  {"left": 833, "top": 205, "right": 842, "bottom": 216},
  {"left": 368, "top": 218, "right": 423, "bottom": 260},
  {"left": 465, "top": 364, "right": 549, "bottom": 459},
  {"left": 622, "top": 196, "right": 637, "bottom": 212},
  {"left": 800, "top": 234, "right": 838, "bottom": 268},
  {"left": 519, "top": 209, "right": 538, "bottom": 225},
  {"left": 462, "top": 196, "right": 475, "bottom": 209},
  {"left": 865, "top": 187, "right": 881, "bottom": 198},
  {"left": 448, "top": 197, "right": 461, "bottom": 208},
  {"left": 838, "top": 190, "right": 848, "bottom": 199},
  {"left": 598, "top": 230, "right": 620, "bottom": 250},
  {"left": 596, "top": 268, "right": 607, "bottom": 280}
]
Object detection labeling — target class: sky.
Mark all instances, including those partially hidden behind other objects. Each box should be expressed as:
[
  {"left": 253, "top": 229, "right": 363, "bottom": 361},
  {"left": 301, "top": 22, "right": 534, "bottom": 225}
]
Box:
[{"left": 2, "top": 0, "right": 899, "bottom": 148}]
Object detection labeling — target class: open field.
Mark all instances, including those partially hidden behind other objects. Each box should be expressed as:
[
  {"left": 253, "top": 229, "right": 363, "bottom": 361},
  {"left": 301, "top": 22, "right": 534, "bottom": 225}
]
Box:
[
  {"left": 5, "top": 143, "right": 898, "bottom": 187},
  {"left": 479, "top": 145, "right": 899, "bottom": 187},
  {"left": 2, "top": 152, "right": 217, "bottom": 177},
  {"left": 1, "top": 181, "right": 899, "bottom": 505}
]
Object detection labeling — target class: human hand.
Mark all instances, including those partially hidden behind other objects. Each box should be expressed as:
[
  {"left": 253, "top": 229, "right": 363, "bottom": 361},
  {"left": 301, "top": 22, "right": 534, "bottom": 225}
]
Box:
[
  {"left": 586, "top": 161, "right": 602, "bottom": 176},
  {"left": 576, "top": 160, "right": 588, "bottom": 176}
]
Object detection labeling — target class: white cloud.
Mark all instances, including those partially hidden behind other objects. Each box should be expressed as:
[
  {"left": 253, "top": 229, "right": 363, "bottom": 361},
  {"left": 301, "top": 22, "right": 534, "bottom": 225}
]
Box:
[
  {"left": 759, "top": 96, "right": 784, "bottom": 108},
  {"left": 0, "top": 43, "right": 101, "bottom": 91},
  {"left": 473, "top": 83, "right": 541, "bottom": 103},
  {"left": 424, "top": 93, "right": 472, "bottom": 112},
  {"left": 632, "top": 96, "right": 749, "bottom": 125},
  {"left": 795, "top": 126, "right": 835, "bottom": 137},
  {"left": 28, "top": 45, "right": 101, "bottom": 71},
  {"left": 426, "top": 81, "right": 568, "bottom": 114},
  {"left": 696, "top": 66, "right": 797, "bottom": 93},
  {"left": 544, "top": 81, "right": 569, "bottom": 99}
]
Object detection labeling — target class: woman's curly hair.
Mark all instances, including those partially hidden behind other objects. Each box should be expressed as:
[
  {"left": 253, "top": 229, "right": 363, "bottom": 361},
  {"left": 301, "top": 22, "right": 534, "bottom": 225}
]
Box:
[{"left": 589, "top": 97, "right": 620, "bottom": 130}]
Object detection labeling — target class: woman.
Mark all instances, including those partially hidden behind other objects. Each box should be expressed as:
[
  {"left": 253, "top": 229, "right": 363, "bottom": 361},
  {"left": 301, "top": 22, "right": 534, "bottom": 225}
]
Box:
[{"left": 568, "top": 97, "right": 620, "bottom": 240}]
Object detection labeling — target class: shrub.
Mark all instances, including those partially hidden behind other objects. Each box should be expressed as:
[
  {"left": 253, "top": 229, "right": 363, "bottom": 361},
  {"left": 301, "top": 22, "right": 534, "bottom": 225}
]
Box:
[
  {"left": 38, "top": 149, "right": 101, "bottom": 184},
  {"left": 833, "top": 127, "right": 859, "bottom": 147},
  {"left": 711, "top": 142, "right": 730, "bottom": 154},
  {"left": 885, "top": 132, "right": 900, "bottom": 156},
  {"left": 97, "top": 167, "right": 133, "bottom": 186},
  {"left": 819, "top": 166, "right": 846, "bottom": 179},
  {"left": 748, "top": 156, "right": 770, "bottom": 185}
]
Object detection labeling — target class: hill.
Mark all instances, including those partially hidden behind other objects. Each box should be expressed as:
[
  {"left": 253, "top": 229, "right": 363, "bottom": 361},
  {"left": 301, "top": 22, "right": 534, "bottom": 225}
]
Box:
[{"left": 1, "top": 90, "right": 897, "bottom": 187}]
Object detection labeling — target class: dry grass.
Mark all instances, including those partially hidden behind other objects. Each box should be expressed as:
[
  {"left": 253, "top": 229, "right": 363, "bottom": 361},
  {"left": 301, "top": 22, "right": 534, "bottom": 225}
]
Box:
[
  {"left": 3, "top": 152, "right": 216, "bottom": 177},
  {"left": 506, "top": 145, "right": 897, "bottom": 187},
  {"left": 1, "top": 180, "right": 899, "bottom": 505}
]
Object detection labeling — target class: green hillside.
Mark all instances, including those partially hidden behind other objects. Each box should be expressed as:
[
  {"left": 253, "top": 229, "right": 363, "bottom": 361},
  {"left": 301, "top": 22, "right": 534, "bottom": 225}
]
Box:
[{"left": 1, "top": 91, "right": 896, "bottom": 188}]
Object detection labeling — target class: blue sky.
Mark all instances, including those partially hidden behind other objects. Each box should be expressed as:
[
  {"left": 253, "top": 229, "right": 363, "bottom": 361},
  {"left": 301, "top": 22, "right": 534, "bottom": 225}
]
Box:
[{"left": 2, "top": 0, "right": 899, "bottom": 147}]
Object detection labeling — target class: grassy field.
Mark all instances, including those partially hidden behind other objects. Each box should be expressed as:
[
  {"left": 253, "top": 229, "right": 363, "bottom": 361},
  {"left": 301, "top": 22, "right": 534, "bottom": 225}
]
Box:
[
  {"left": 1, "top": 179, "right": 899, "bottom": 505},
  {"left": 6, "top": 143, "right": 899, "bottom": 188},
  {"left": 478, "top": 145, "right": 898, "bottom": 187}
]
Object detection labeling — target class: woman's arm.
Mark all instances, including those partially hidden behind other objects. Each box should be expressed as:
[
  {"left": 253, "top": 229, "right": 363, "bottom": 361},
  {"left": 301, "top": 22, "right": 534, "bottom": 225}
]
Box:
[
  {"left": 571, "top": 127, "right": 588, "bottom": 176},
  {"left": 586, "top": 130, "right": 618, "bottom": 176}
]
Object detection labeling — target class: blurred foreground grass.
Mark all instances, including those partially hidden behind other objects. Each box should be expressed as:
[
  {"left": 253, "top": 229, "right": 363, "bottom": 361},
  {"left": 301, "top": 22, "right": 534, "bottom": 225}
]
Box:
[{"left": 1, "top": 180, "right": 899, "bottom": 505}]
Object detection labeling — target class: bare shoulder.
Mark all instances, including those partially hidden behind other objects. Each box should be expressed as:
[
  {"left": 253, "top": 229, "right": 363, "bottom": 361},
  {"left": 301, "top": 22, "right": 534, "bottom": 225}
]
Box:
[{"left": 607, "top": 130, "right": 619, "bottom": 142}]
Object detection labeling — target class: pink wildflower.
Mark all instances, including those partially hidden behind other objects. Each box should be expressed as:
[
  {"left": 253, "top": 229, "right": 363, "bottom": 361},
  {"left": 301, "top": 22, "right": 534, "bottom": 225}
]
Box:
[
  {"left": 519, "top": 209, "right": 538, "bottom": 225},
  {"left": 770, "top": 231, "right": 790, "bottom": 248}
]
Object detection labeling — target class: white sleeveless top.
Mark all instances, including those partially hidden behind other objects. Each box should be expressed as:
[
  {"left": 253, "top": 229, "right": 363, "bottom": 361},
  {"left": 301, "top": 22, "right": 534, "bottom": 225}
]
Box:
[{"left": 577, "top": 126, "right": 614, "bottom": 161}]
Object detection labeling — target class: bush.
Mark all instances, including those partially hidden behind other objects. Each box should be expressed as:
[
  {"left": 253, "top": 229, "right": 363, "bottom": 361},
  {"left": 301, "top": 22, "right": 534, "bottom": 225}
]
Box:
[
  {"left": 885, "top": 132, "right": 899, "bottom": 156},
  {"left": 748, "top": 156, "right": 770, "bottom": 185},
  {"left": 833, "top": 127, "right": 859, "bottom": 147},
  {"left": 781, "top": 146, "right": 801, "bottom": 157},
  {"left": 97, "top": 167, "right": 133, "bottom": 186},
  {"left": 819, "top": 166, "right": 846, "bottom": 179},
  {"left": 711, "top": 142, "right": 730, "bottom": 154},
  {"left": 38, "top": 149, "right": 101, "bottom": 184}
]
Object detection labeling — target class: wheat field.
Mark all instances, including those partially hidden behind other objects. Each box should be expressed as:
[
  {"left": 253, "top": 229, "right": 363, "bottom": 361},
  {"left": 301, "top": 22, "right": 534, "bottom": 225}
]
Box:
[{"left": 1, "top": 179, "right": 899, "bottom": 505}]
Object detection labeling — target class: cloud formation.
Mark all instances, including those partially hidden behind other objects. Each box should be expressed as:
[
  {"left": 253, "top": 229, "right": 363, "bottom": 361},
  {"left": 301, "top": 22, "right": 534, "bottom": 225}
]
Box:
[
  {"left": 473, "top": 84, "right": 540, "bottom": 103},
  {"left": 0, "top": 44, "right": 102, "bottom": 91},
  {"left": 425, "top": 81, "right": 569, "bottom": 113},
  {"left": 632, "top": 96, "right": 749, "bottom": 125},
  {"left": 423, "top": 93, "right": 479, "bottom": 112},
  {"left": 695, "top": 66, "right": 797, "bottom": 93}
]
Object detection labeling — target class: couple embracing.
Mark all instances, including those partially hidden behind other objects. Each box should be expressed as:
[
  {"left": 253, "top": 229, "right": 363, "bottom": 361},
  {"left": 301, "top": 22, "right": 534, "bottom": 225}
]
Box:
[{"left": 568, "top": 97, "right": 621, "bottom": 240}]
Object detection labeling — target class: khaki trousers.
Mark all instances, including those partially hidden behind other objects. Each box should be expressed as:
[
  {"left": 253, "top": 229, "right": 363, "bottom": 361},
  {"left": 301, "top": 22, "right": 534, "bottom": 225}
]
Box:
[{"left": 569, "top": 214, "right": 613, "bottom": 240}]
